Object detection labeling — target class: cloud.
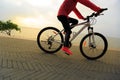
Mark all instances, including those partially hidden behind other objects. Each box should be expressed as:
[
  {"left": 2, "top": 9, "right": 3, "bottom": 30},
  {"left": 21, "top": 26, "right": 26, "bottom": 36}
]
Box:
[
  {"left": 0, "top": 0, "right": 119, "bottom": 37},
  {"left": 0, "top": 0, "right": 58, "bottom": 19},
  {"left": 0, "top": 0, "right": 59, "bottom": 28}
]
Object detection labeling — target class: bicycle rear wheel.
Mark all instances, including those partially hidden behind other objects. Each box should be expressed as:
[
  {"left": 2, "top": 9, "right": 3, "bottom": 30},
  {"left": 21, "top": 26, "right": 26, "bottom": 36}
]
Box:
[
  {"left": 80, "top": 32, "right": 108, "bottom": 60},
  {"left": 37, "top": 27, "right": 64, "bottom": 53}
]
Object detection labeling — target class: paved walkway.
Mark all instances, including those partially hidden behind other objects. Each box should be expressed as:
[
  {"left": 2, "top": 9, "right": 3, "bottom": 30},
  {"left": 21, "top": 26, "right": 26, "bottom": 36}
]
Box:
[{"left": 0, "top": 36, "right": 120, "bottom": 80}]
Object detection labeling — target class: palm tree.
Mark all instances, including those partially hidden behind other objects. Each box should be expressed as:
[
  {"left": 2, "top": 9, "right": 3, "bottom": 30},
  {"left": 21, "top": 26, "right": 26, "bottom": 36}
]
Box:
[{"left": 0, "top": 20, "right": 21, "bottom": 36}]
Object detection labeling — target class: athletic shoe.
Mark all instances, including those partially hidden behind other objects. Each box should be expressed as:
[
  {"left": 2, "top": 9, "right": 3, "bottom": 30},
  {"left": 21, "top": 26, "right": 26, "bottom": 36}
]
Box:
[{"left": 62, "top": 47, "right": 72, "bottom": 55}]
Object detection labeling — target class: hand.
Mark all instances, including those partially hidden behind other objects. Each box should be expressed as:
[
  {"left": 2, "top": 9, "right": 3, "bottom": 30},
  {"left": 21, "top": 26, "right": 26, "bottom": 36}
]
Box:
[{"left": 95, "top": 8, "right": 108, "bottom": 16}]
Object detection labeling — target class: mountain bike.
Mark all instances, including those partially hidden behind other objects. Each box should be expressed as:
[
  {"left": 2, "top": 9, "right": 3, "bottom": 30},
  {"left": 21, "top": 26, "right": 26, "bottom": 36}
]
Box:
[{"left": 37, "top": 8, "right": 108, "bottom": 60}]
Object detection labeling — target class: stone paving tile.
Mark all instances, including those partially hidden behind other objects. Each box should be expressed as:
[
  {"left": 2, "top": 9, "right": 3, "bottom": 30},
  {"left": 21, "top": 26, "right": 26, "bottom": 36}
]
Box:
[{"left": 0, "top": 36, "right": 120, "bottom": 80}]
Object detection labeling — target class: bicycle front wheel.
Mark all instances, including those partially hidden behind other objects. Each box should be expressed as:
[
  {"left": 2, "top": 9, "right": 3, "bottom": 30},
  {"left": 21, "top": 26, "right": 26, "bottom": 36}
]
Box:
[
  {"left": 37, "top": 27, "right": 64, "bottom": 53},
  {"left": 80, "top": 32, "right": 108, "bottom": 60}
]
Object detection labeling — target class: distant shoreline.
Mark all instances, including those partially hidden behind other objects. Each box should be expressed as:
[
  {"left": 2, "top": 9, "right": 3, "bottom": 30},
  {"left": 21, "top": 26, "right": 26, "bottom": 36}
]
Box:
[{"left": 0, "top": 27, "right": 120, "bottom": 51}]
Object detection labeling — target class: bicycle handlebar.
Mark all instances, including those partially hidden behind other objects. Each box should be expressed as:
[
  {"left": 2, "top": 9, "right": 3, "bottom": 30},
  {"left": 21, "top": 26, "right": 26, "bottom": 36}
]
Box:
[{"left": 85, "top": 8, "right": 108, "bottom": 21}]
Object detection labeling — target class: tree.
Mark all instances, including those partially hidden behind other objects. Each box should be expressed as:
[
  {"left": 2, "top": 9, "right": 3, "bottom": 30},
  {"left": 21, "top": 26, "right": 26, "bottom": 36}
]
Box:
[{"left": 0, "top": 20, "right": 21, "bottom": 36}]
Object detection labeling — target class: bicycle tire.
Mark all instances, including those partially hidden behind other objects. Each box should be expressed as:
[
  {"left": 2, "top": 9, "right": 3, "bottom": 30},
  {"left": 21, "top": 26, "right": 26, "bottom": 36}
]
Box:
[
  {"left": 80, "top": 32, "right": 108, "bottom": 60},
  {"left": 37, "top": 27, "right": 64, "bottom": 53}
]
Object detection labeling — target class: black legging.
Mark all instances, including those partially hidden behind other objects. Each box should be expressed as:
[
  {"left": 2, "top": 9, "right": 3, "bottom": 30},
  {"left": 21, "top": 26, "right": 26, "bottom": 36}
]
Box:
[{"left": 57, "top": 15, "right": 78, "bottom": 47}]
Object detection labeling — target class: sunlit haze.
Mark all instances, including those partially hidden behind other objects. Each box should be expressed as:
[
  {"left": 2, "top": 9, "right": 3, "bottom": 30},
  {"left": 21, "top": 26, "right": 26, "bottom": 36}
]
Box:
[{"left": 0, "top": 0, "right": 119, "bottom": 38}]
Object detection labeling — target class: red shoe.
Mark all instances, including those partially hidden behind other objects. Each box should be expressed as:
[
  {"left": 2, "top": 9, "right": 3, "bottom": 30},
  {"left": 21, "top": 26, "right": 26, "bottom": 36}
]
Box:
[{"left": 62, "top": 47, "right": 72, "bottom": 55}]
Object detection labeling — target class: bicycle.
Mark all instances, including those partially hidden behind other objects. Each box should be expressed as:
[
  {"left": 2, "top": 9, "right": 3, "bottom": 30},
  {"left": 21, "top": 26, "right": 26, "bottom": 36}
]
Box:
[{"left": 37, "top": 8, "right": 108, "bottom": 60}]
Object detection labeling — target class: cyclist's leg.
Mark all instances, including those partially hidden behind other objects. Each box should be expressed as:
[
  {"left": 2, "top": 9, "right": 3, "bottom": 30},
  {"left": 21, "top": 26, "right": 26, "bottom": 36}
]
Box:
[
  {"left": 57, "top": 15, "right": 71, "bottom": 47},
  {"left": 57, "top": 16, "right": 71, "bottom": 32},
  {"left": 68, "top": 17, "right": 78, "bottom": 26},
  {"left": 57, "top": 15, "right": 72, "bottom": 55}
]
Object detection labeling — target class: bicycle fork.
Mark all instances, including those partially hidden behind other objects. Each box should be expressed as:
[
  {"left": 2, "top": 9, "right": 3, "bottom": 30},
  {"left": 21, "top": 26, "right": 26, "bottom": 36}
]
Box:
[{"left": 88, "top": 27, "right": 96, "bottom": 48}]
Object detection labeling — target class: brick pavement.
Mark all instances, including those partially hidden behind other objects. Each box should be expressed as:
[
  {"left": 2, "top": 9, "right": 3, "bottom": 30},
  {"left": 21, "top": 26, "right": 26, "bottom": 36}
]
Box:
[{"left": 0, "top": 36, "right": 120, "bottom": 80}]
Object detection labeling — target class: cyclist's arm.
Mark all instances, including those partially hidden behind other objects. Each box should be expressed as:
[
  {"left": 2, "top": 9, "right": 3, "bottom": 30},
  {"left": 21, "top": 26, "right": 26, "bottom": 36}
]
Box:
[
  {"left": 78, "top": 0, "right": 101, "bottom": 12},
  {"left": 73, "top": 7, "right": 85, "bottom": 20}
]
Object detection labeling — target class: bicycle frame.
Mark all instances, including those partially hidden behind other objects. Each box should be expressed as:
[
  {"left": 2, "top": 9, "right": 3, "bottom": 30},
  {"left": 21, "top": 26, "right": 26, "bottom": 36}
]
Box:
[
  {"left": 69, "top": 21, "right": 90, "bottom": 42},
  {"left": 50, "top": 19, "right": 95, "bottom": 46},
  {"left": 59, "top": 21, "right": 93, "bottom": 43}
]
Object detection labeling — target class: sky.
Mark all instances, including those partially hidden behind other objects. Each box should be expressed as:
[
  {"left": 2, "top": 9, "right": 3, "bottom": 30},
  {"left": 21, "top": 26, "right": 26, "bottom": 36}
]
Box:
[{"left": 0, "top": 0, "right": 120, "bottom": 38}]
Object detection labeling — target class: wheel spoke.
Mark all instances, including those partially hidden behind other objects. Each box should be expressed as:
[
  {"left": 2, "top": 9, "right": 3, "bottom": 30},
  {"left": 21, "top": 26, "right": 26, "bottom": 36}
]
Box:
[
  {"left": 37, "top": 27, "right": 63, "bottom": 53},
  {"left": 80, "top": 33, "right": 108, "bottom": 60}
]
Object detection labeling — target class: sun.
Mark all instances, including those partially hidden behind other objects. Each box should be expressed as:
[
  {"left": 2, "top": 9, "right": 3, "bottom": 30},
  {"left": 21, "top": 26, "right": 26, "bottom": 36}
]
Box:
[
  {"left": 13, "top": 16, "right": 46, "bottom": 28},
  {"left": 22, "top": 18, "right": 38, "bottom": 26}
]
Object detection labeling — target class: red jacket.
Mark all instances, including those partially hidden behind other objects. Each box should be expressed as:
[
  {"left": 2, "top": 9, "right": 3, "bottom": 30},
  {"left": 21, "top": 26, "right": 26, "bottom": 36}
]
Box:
[{"left": 58, "top": 0, "right": 101, "bottom": 19}]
